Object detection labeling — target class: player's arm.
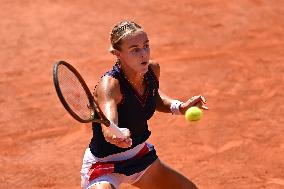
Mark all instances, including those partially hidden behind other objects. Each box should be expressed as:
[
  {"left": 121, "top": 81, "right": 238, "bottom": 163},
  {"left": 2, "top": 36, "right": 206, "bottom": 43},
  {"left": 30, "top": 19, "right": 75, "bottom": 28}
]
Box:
[
  {"left": 150, "top": 61, "right": 208, "bottom": 114},
  {"left": 149, "top": 61, "right": 174, "bottom": 113},
  {"left": 94, "top": 76, "right": 132, "bottom": 148}
]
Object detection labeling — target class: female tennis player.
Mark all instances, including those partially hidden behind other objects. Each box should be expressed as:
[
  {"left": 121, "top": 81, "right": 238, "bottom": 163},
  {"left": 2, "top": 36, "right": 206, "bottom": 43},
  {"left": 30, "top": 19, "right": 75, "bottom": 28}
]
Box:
[{"left": 80, "top": 21, "right": 208, "bottom": 189}]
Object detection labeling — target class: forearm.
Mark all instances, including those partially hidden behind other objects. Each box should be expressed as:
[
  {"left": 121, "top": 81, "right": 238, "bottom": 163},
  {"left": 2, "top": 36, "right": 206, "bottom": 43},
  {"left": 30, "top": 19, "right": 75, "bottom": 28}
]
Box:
[{"left": 156, "top": 90, "right": 182, "bottom": 113}]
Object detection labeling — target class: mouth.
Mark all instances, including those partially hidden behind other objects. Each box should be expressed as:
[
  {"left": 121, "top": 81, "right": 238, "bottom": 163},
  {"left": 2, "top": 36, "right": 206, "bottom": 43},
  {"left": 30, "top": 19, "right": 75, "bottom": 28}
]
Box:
[{"left": 141, "top": 61, "right": 148, "bottom": 66}]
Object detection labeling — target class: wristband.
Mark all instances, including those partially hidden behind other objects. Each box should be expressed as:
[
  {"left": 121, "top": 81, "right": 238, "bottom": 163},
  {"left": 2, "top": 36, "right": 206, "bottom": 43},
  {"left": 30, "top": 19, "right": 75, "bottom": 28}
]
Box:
[{"left": 170, "top": 100, "right": 183, "bottom": 115}]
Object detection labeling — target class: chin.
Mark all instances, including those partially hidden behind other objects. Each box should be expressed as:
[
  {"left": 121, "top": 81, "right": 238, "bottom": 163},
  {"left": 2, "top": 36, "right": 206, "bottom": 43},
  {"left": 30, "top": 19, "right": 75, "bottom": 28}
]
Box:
[{"left": 140, "top": 65, "right": 149, "bottom": 74}]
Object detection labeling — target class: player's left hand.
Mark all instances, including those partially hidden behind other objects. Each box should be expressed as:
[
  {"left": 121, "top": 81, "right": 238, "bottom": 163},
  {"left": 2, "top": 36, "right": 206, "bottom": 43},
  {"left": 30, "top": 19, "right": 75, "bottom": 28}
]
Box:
[{"left": 180, "top": 95, "right": 209, "bottom": 114}]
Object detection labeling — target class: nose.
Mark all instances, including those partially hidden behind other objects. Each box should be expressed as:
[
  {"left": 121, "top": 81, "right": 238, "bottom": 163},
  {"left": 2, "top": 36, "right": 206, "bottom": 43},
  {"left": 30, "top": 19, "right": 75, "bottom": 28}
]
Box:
[{"left": 141, "top": 48, "right": 148, "bottom": 58}]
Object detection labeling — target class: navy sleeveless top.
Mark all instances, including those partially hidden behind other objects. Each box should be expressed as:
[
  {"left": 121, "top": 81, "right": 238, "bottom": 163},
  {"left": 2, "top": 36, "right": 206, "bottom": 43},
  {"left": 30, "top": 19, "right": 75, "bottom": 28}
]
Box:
[{"left": 89, "top": 62, "right": 159, "bottom": 158}]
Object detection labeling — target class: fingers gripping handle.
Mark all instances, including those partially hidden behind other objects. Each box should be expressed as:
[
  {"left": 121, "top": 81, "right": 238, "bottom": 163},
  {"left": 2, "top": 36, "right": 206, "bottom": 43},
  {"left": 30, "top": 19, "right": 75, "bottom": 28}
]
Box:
[{"left": 109, "top": 121, "right": 129, "bottom": 139}]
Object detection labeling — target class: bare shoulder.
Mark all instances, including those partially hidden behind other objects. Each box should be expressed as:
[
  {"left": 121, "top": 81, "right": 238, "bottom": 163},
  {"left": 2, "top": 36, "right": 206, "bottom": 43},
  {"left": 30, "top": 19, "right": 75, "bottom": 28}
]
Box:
[
  {"left": 149, "top": 60, "right": 160, "bottom": 80},
  {"left": 94, "top": 75, "right": 122, "bottom": 104}
]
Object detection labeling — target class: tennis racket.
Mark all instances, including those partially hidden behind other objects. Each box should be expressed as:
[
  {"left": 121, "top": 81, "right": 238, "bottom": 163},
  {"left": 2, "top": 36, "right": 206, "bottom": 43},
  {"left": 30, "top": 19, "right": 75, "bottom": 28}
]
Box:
[{"left": 53, "top": 61, "right": 126, "bottom": 138}]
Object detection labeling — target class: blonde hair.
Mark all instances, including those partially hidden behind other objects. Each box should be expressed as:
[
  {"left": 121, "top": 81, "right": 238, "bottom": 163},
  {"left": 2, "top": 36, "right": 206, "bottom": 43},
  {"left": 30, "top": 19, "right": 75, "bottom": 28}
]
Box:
[{"left": 110, "top": 21, "right": 143, "bottom": 53}]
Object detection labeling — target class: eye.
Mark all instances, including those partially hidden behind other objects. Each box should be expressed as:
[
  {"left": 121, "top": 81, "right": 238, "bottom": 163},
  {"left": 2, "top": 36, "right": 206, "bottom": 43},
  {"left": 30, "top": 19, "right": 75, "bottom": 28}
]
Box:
[
  {"left": 144, "top": 44, "right": 149, "bottom": 49},
  {"left": 131, "top": 48, "right": 140, "bottom": 53}
]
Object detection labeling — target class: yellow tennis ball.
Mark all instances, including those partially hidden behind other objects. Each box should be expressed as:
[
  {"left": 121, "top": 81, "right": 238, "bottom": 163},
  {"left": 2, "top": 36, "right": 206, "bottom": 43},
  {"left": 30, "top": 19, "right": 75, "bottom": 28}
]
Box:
[{"left": 185, "top": 106, "right": 203, "bottom": 121}]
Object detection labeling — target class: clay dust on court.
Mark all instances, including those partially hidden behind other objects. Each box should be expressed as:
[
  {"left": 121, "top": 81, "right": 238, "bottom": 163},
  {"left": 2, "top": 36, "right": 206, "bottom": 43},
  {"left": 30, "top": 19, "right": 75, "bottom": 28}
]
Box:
[{"left": 1, "top": 0, "right": 284, "bottom": 188}]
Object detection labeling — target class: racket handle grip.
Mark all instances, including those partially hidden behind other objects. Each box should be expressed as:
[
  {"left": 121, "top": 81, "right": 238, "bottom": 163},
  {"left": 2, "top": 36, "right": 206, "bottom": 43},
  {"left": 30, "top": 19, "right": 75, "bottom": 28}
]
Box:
[{"left": 109, "top": 121, "right": 127, "bottom": 138}]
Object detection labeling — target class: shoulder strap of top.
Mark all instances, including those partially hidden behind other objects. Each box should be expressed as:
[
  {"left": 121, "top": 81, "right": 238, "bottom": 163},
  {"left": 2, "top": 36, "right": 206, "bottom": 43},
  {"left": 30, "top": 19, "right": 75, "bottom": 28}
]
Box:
[{"left": 104, "top": 62, "right": 121, "bottom": 79}]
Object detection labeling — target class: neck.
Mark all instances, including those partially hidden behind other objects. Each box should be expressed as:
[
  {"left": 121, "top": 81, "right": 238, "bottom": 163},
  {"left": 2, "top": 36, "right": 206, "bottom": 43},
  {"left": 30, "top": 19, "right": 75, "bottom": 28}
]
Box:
[{"left": 120, "top": 61, "right": 144, "bottom": 85}]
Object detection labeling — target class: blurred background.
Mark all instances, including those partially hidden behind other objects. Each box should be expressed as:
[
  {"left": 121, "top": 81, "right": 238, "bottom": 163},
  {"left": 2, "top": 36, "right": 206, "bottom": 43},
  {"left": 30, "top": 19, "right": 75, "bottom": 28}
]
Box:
[{"left": 0, "top": 0, "right": 283, "bottom": 188}]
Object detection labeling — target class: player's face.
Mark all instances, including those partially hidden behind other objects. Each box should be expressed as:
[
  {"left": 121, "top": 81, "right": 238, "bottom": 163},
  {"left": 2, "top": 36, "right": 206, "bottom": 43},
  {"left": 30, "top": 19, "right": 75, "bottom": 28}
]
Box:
[{"left": 117, "top": 31, "right": 150, "bottom": 74}]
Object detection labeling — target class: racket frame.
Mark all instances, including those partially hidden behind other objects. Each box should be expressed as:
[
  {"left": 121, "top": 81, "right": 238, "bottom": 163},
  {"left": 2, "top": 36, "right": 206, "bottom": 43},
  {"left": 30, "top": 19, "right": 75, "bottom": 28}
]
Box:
[{"left": 53, "top": 61, "right": 110, "bottom": 125}]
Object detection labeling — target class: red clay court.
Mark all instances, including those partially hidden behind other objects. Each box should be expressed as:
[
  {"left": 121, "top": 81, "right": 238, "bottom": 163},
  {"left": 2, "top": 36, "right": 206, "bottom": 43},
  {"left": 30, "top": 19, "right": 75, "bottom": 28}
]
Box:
[{"left": 0, "top": 0, "right": 284, "bottom": 188}]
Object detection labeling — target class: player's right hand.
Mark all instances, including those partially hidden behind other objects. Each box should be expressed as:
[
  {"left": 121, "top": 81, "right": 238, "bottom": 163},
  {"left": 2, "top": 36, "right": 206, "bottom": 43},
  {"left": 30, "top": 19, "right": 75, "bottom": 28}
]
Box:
[{"left": 102, "top": 127, "right": 132, "bottom": 148}]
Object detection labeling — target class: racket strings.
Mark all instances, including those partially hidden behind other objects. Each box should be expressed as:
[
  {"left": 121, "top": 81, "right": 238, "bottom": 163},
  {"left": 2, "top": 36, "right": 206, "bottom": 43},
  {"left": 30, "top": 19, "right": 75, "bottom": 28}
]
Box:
[{"left": 57, "top": 65, "right": 93, "bottom": 120}]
